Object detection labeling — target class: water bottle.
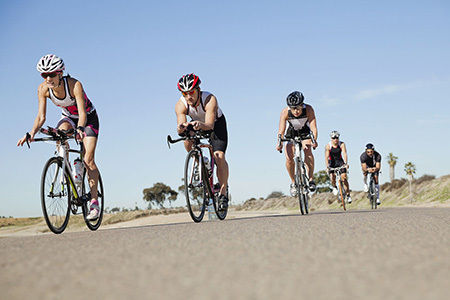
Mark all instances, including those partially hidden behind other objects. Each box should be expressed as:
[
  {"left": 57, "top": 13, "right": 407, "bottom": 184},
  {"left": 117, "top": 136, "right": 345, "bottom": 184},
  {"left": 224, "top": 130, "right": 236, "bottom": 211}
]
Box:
[
  {"left": 73, "top": 158, "right": 83, "bottom": 194},
  {"left": 208, "top": 198, "right": 217, "bottom": 220}
]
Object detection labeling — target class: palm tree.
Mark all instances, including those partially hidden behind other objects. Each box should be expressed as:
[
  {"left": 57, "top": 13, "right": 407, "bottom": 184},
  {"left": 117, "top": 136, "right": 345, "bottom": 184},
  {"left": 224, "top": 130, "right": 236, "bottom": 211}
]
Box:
[
  {"left": 386, "top": 153, "right": 398, "bottom": 182},
  {"left": 404, "top": 162, "right": 416, "bottom": 203}
]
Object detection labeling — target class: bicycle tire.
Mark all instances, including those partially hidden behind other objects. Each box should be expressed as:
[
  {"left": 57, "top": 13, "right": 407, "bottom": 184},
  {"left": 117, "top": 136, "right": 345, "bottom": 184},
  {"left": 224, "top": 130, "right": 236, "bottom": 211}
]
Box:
[
  {"left": 370, "top": 179, "right": 377, "bottom": 209},
  {"left": 301, "top": 173, "right": 310, "bottom": 214},
  {"left": 184, "top": 150, "right": 206, "bottom": 222},
  {"left": 41, "top": 157, "right": 70, "bottom": 234},
  {"left": 339, "top": 179, "right": 346, "bottom": 211},
  {"left": 81, "top": 169, "right": 104, "bottom": 231},
  {"left": 295, "top": 159, "right": 305, "bottom": 215}
]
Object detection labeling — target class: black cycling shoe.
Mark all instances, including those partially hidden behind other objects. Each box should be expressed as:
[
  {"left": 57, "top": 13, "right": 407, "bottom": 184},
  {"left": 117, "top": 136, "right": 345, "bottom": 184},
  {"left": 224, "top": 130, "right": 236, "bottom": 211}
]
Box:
[
  {"left": 218, "top": 194, "right": 229, "bottom": 211},
  {"left": 308, "top": 180, "right": 316, "bottom": 192}
]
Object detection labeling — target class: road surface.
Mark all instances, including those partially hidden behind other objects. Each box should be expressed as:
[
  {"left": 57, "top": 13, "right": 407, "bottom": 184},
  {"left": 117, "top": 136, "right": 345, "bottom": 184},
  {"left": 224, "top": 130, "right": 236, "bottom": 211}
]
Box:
[{"left": 1, "top": 207, "right": 449, "bottom": 299}]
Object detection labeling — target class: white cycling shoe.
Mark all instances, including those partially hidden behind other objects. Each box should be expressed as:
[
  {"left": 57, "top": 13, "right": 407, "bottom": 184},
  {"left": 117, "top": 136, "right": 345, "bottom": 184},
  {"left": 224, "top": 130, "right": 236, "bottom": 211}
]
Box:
[
  {"left": 86, "top": 205, "right": 99, "bottom": 220},
  {"left": 347, "top": 195, "right": 352, "bottom": 203},
  {"left": 332, "top": 187, "right": 338, "bottom": 196},
  {"left": 290, "top": 183, "right": 297, "bottom": 197},
  {"left": 376, "top": 198, "right": 381, "bottom": 205}
]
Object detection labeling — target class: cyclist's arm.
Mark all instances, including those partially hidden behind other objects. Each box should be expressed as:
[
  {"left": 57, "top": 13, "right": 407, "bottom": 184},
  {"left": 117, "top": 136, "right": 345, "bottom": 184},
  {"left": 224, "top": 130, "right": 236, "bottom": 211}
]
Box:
[
  {"left": 361, "top": 163, "right": 368, "bottom": 173},
  {"left": 324, "top": 144, "right": 330, "bottom": 167},
  {"left": 277, "top": 108, "right": 288, "bottom": 137},
  {"left": 175, "top": 99, "right": 188, "bottom": 134},
  {"left": 201, "top": 94, "right": 217, "bottom": 131},
  {"left": 72, "top": 79, "right": 87, "bottom": 129},
  {"left": 306, "top": 105, "right": 317, "bottom": 141},
  {"left": 18, "top": 84, "right": 47, "bottom": 146},
  {"left": 341, "top": 142, "right": 348, "bottom": 165},
  {"left": 375, "top": 162, "right": 381, "bottom": 172}
]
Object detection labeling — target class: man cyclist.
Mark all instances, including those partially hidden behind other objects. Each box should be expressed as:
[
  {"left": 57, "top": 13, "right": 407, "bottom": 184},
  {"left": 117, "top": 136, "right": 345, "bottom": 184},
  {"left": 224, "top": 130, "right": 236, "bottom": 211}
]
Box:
[
  {"left": 17, "top": 54, "right": 101, "bottom": 220},
  {"left": 276, "top": 91, "right": 318, "bottom": 196},
  {"left": 325, "top": 131, "right": 351, "bottom": 203},
  {"left": 360, "top": 143, "right": 381, "bottom": 205},
  {"left": 175, "top": 73, "right": 230, "bottom": 211}
]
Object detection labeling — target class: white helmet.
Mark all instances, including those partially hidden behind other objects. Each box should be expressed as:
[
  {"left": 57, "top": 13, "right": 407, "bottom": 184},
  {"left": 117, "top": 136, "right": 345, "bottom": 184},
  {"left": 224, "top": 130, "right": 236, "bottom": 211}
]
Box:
[
  {"left": 36, "top": 54, "right": 65, "bottom": 73},
  {"left": 330, "top": 130, "right": 340, "bottom": 138}
]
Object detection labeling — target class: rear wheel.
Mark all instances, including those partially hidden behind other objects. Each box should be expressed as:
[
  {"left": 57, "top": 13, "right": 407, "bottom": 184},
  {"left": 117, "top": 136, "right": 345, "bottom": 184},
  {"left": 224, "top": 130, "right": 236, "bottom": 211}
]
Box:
[
  {"left": 41, "top": 157, "right": 70, "bottom": 234},
  {"left": 184, "top": 150, "right": 207, "bottom": 222},
  {"left": 82, "top": 169, "right": 104, "bottom": 231}
]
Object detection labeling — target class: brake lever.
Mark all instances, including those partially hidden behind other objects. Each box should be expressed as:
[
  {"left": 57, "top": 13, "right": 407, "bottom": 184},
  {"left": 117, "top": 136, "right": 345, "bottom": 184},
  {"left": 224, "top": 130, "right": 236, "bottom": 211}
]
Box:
[
  {"left": 26, "top": 132, "right": 31, "bottom": 149},
  {"left": 167, "top": 135, "right": 172, "bottom": 149}
]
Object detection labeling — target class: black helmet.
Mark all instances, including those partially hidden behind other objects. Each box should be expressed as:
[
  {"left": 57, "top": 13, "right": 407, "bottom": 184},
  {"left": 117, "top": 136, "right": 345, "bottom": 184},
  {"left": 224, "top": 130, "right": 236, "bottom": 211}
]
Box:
[
  {"left": 286, "top": 91, "right": 304, "bottom": 107},
  {"left": 365, "top": 143, "right": 374, "bottom": 150}
]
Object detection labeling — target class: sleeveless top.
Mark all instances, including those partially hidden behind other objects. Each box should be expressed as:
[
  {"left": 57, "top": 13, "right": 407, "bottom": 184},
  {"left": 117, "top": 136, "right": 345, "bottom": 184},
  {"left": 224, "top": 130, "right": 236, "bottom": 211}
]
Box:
[
  {"left": 328, "top": 141, "right": 344, "bottom": 163},
  {"left": 180, "top": 91, "right": 223, "bottom": 122},
  {"left": 48, "top": 76, "right": 95, "bottom": 118},
  {"left": 287, "top": 104, "right": 309, "bottom": 131}
]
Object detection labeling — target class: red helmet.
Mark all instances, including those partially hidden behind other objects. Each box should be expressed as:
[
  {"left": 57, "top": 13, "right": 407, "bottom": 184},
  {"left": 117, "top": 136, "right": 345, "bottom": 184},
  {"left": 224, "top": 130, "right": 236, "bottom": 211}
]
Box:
[{"left": 177, "top": 73, "right": 201, "bottom": 92}]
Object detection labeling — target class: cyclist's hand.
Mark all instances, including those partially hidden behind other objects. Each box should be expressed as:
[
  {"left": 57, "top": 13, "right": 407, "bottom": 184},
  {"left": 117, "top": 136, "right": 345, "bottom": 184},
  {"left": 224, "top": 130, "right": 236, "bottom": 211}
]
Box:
[
  {"left": 312, "top": 141, "right": 318, "bottom": 150},
  {"left": 345, "top": 164, "right": 349, "bottom": 170},
  {"left": 76, "top": 128, "right": 86, "bottom": 141},
  {"left": 177, "top": 122, "right": 188, "bottom": 134},
  {"left": 276, "top": 143, "right": 282, "bottom": 153},
  {"left": 191, "top": 121, "right": 202, "bottom": 131},
  {"left": 17, "top": 133, "right": 33, "bottom": 147}
]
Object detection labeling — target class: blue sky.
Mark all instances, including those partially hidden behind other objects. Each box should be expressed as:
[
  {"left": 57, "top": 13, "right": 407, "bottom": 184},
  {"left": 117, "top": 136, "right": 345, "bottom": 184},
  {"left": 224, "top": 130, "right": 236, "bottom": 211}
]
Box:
[{"left": 1, "top": 0, "right": 449, "bottom": 217}]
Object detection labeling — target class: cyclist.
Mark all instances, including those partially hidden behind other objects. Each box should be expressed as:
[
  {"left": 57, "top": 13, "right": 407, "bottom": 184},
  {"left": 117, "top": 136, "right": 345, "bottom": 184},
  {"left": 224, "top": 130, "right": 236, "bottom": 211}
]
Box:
[
  {"left": 175, "top": 73, "right": 230, "bottom": 211},
  {"left": 276, "top": 91, "right": 318, "bottom": 196},
  {"left": 17, "top": 54, "right": 101, "bottom": 220},
  {"left": 325, "top": 131, "right": 351, "bottom": 203},
  {"left": 360, "top": 143, "right": 381, "bottom": 205}
]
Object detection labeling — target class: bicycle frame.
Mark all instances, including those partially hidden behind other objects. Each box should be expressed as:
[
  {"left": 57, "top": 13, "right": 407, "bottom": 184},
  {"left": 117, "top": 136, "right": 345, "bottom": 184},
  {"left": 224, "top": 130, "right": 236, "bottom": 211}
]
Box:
[{"left": 329, "top": 166, "right": 348, "bottom": 210}]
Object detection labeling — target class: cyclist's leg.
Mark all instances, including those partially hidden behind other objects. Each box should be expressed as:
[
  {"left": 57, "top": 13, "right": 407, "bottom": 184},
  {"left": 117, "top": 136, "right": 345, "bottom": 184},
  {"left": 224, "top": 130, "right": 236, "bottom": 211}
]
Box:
[
  {"left": 329, "top": 171, "right": 337, "bottom": 187},
  {"left": 213, "top": 150, "right": 229, "bottom": 195},
  {"left": 302, "top": 141, "right": 314, "bottom": 180},
  {"left": 285, "top": 143, "right": 295, "bottom": 183},
  {"left": 82, "top": 113, "right": 100, "bottom": 215},
  {"left": 183, "top": 140, "right": 194, "bottom": 152},
  {"left": 56, "top": 117, "right": 75, "bottom": 155},
  {"left": 374, "top": 172, "right": 380, "bottom": 203},
  {"left": 341, "top": 171, "right": 350, "bottom": 194}
]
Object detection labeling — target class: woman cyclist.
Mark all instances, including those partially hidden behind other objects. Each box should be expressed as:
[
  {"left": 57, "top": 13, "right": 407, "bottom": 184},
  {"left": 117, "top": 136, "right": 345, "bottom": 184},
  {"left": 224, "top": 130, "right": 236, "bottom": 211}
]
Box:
[{"left": 17, "top": 54, "right": 101, "bottom": 220}]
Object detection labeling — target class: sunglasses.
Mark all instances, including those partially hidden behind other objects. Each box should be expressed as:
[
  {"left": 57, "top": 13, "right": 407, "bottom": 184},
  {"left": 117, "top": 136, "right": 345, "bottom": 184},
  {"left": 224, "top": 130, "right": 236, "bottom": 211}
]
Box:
[
  {"left": 181, "top": 90, "right": 196, "bottom": 96},
  {"left": 41, "top": 72, "right": 59, "bottom": 79},
  {"left": 331, "top": 136, "right": 339, "bottom": 139},
  {"left": 289, "top": 105, "right": 302, "bottom": 111}
]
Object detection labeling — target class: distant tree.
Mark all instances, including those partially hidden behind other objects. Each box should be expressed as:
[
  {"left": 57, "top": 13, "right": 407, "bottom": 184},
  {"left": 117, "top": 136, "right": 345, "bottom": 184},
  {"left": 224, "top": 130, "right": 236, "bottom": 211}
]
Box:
[
  {"left": 314, "top": 170, "right": 332, "bottom": 193},
  {"left": 111, "top": 207, "right": 120, "bottom": 213},
  {"left": 266, "top": 191, "right": 284, "bottom": 199},
  {"left": 143, "top": 182, "right": 178, "bottom": 209},
  {"left": 387, "top": 153, "right": 399, "bottom": 182},
  {"left": 404, "top": 162, "right": 416, "bottom": 203}
]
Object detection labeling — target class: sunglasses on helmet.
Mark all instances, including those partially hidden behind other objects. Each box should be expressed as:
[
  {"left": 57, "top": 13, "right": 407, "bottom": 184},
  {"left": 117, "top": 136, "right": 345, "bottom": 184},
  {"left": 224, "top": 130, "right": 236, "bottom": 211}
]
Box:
[{"left": 41, "top": 72, "right": 59, "bottom": 79}]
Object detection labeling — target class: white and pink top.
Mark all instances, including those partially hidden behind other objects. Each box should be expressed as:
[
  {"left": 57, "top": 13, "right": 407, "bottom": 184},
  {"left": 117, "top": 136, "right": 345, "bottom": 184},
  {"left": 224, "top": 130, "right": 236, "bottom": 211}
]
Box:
[{"left": 180, "top": 91, "right": 223, "bottom": 122}]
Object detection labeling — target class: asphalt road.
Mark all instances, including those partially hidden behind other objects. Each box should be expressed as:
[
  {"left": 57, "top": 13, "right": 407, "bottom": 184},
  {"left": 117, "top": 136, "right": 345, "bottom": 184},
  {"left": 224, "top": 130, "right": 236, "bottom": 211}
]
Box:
[{"left": 1, "top": 207, "right": 449, "bottom": 300}]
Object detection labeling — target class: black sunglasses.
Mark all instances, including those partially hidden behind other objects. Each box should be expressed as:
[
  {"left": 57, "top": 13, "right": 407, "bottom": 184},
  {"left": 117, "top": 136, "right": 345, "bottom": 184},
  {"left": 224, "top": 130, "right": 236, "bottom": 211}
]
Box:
[{"left": 41, "top": 72, "right": 59, "bottom": 79}]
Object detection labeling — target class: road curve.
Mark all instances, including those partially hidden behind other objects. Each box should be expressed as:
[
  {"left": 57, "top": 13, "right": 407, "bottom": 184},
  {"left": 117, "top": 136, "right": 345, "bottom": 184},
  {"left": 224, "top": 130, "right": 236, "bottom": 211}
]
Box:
[{"left": 1, "top": 207, "right": 449, "bottom": 300}]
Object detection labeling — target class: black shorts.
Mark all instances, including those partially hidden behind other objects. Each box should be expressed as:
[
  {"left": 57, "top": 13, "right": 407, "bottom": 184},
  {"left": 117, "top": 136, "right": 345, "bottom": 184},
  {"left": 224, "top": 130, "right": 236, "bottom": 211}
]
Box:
[
  {"left": 58, "top": 111, "right": 100, "bottom": 137},
  {"left": 329, "top": 160, "right": 347, "bottom": 174},
  {"left": 209, "top": 115, "right": 228, "bottom": 153},
  {"left": 285, "top": 126, "right": 311, "bottom": 140}
]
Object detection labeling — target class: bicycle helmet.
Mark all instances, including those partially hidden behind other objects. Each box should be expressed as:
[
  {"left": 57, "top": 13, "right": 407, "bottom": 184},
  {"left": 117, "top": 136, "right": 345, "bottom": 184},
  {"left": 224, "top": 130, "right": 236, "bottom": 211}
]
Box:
[
  {"left": 286, "top": 91, "right": 304, "bottom": 107},
  {"left": 177, "top": 73, "right": 201, "bottom": 92},
  {"left": 330, "top": 131, "right": 340, "bottom": 138},
  {"left": 36, "top": 54, "right": 65, "bottom": 73},
  {"left": 365, "top": 143, "right": 374, "bottom": 150}
]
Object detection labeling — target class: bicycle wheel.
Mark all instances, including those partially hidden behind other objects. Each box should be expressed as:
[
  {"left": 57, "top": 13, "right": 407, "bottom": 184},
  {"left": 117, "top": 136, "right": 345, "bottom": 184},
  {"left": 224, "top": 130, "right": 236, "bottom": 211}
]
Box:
[
  {"left": 81, "top": 169, "right": 104, "bottom": 230},
  {"left": 338, "top": 179, "right": 346, "bottom": 211},
  {"left": 41, "top": 157, "right": 71, "bottom": 234},
  {"left": 301, "top": 173, "right": 310, "bottom": 214},
  {"left": 184, "top": 150, "right": 207, "bottom": 222},
  {"left": 370, "top": 180, "right": 377, "bottom": 209},
  {"left": 296, "top": 159, "right": 306, "bottom": 215}
]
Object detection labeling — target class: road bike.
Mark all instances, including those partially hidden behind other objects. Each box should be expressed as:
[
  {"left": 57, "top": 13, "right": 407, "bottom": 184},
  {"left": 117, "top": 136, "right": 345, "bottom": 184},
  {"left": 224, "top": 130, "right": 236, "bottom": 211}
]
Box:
[
  {"left": 367, "top": 171, "right": 379, "bottom": 209},
  {"left": 278, "top": 133, "right": 316, "bottom": 215},
  {"left": 26, "top": 127, "right": 104, "bottom": 234},
  {"left": 328, "top": 166, "right": 348, "bottom": 211},
  {"left": 167, "top": 126, "right": 228, "bottom": 222}
]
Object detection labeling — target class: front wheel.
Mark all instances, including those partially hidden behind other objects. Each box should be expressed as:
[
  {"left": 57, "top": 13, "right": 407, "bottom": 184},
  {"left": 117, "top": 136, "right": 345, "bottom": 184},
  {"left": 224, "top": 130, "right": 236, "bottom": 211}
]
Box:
[
  {"left": 184, "top": 150, "right": 207, "bottom": 222},
  {"left": 338, "top": 179, "right": 346, "bottom": 211},
  {"left": 82, "top": 169, "right": 104, "bottom": 230},
  {"left": 370, "top": 180, "right": 377, "bottom": 209},
  {"left": 41, "top": 157, "right": 71, "bottom": 234}
]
